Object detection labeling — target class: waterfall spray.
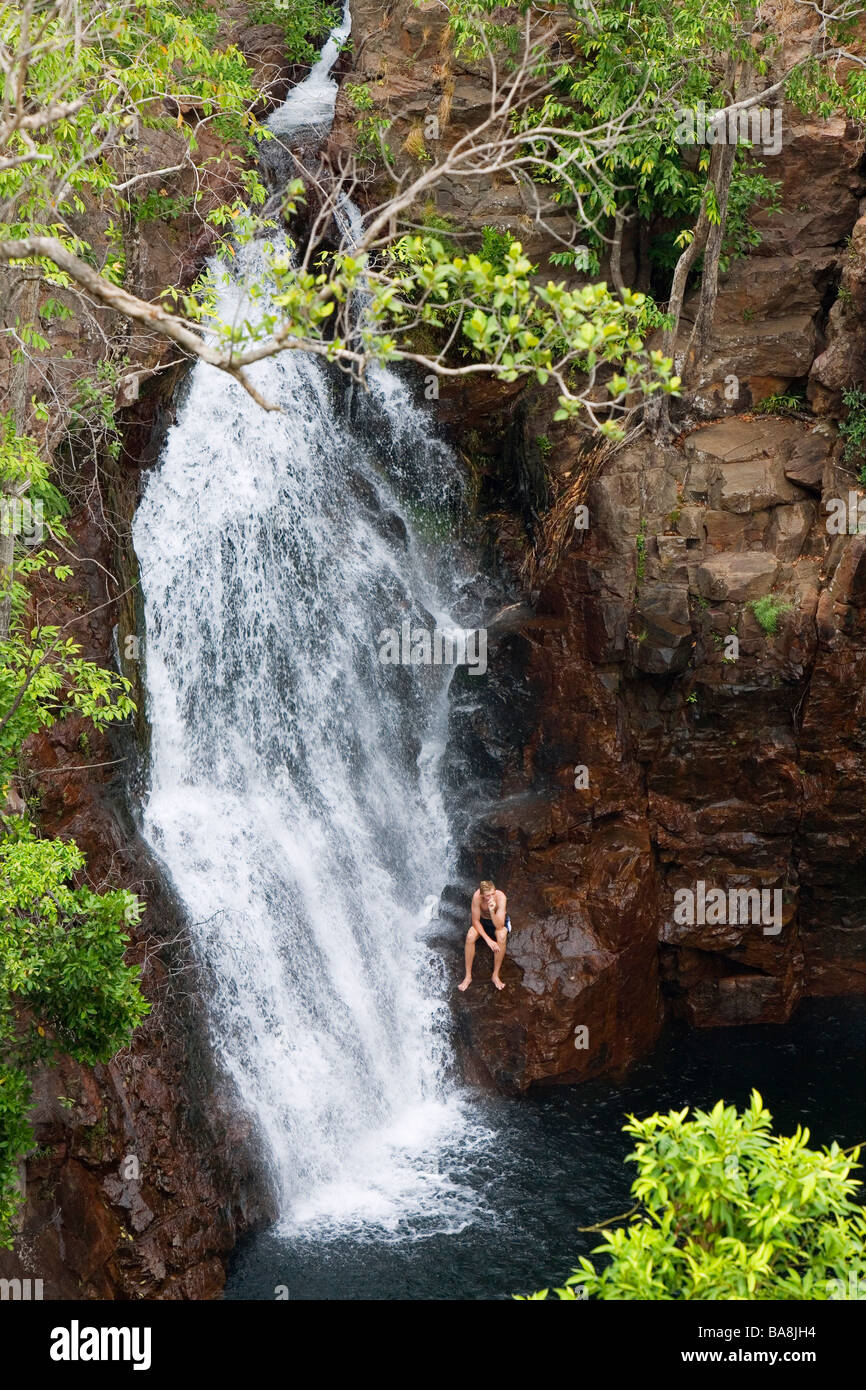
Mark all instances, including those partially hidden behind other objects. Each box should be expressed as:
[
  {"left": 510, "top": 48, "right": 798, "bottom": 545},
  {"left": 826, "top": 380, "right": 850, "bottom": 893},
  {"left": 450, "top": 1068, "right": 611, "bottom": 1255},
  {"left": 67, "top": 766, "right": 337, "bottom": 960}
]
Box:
[{"left": 132, "top": 8, "right": 490, "bottom": 1239}]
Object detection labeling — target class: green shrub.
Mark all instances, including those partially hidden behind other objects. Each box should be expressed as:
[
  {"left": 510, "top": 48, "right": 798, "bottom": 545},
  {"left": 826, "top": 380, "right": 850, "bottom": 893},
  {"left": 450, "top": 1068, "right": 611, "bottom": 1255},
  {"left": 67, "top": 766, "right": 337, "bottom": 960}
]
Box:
[
  {"left": 518, "top": 1092, "right": 866, "bottom": 1300},
  {"left": 250, "top": 0, "right": 340, "bottom": 66},
  {"left": 0, "top": 426, "right": 147, "bottom": 1248},
  {"left": 479, "top": 225, "right": 513, "bottom": 273},
  {"left": 130, "top": 189, "right": 195, "bottom": 224},
  {"left": 748, "top": 594, "right": 792, "bottom": 636},
  {"left": 344, "top": 82, "right": 391, "bottom": 159},
  {"left": 0, "top": 824, "right": 148, "bottom": 1248},
  {"left": 839, "top": 385, "right": 866, "bottom": 484},
  {"left": 754, "top": 390, "right": 807, "bottom": 416}
]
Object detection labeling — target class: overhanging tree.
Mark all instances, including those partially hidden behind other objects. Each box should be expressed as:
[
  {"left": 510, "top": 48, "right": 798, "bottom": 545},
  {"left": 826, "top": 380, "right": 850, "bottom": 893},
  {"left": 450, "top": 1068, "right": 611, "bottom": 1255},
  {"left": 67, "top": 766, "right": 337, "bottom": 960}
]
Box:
[
  {"left": 1, "top": 0, "right": 689, "bottom": 432},
  {"left": 4, "top": 1, "right": 866, "bottom": 440},
  {"left": 455, "top": 0, "right": 866, "bottom": 413}
]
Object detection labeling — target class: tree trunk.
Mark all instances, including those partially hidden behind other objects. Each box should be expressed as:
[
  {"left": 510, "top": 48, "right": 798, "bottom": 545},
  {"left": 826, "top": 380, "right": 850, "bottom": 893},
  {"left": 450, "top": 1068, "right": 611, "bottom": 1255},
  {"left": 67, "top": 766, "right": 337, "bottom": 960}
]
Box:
[
  {"left": 635, "top": 218, "right": 652, "bottom": 294},
  {"left": 0, "top": 266, "right": 41, "bottom": 641},
  {"left": 646, "top": 193, "right": 713, "bottom": 438},
  {"left": 683, "top": 140, "right": 738, "bottom": 379},
  {"left": 609, "top": 207, "right": 629, "bottom": 295}
]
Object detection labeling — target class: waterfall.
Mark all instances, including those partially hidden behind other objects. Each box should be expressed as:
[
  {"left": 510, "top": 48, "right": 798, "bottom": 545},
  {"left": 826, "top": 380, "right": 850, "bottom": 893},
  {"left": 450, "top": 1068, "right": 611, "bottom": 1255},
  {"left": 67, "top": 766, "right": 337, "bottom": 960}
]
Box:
[
  {"left": 267, "top": 3, "right": 352, "bottom": 140},
  {"left": 132, "top": 9, "right": 490, "bottom": 1240}
]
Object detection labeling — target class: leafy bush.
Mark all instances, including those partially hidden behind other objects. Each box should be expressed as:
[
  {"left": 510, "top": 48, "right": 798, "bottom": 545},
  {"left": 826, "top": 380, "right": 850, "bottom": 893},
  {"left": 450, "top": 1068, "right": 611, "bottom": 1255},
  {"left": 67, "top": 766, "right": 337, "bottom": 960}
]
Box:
[
  {"left": 344, "top": 82, "right": 392, "bottom": 159},
  {"left": 754, "top": 390, "right": 807, "bottom": 416},
  {"left": 519, "top": 1092, "right": 866, "bottom": 1300},
  {"left": 130, "top": 189, "right": 195, "bottom": 225},
  {"left": 748, "top": 594, "right": 792, "bottom": 636},
  {"left": 479, "top": 226, "right": 513, "bottom": 273},
  {"left": 0, "top": 425, "right": 147, "bottom": 1248},
  {"left": 250, "top": 0, "right": 340, "bottom": 66},
  {"left": 2, "top": 0, "right": 267, "bottom": 268},
  {"left": 839, "top": 385, "right": 866, "bottom": 483},
  {"left": 0, "top": 824, "right": 148, "bottom": 1249}
]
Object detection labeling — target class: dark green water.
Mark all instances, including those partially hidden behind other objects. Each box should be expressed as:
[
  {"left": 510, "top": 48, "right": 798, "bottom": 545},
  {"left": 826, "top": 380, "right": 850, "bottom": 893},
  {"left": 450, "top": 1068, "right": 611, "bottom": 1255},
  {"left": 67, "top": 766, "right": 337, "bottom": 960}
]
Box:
[{"left": 225, "top": 998, "right": 866, "bottom": 1300}]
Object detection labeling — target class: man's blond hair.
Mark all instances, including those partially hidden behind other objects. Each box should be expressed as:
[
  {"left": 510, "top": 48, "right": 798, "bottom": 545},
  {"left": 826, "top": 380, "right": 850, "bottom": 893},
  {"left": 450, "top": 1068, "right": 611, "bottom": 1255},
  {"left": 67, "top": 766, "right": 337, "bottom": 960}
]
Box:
[{"left": 479, "top": 879, "right": 495, "bottom": 896}]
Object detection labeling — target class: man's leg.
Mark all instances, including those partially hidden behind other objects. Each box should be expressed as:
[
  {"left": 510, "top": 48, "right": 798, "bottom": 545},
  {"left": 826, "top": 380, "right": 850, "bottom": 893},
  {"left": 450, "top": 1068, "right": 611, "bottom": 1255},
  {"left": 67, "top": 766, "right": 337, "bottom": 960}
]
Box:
[
  {"left": 459, "top": 927, "right": 478, "bottom": 991},
  {"left": 492, "top": 928, "right": 508, "bottom": 990}
]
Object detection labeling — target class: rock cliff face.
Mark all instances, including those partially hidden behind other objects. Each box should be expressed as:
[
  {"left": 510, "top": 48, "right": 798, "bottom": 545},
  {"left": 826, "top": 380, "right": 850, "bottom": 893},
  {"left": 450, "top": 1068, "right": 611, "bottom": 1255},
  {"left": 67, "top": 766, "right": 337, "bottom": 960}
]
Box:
[
  {"left": 5, "top": 0, "right": 866, "bottom": 1298},
  {"left": 455, "top": 105, "right": 866, "bottom": 1087},
  {"left": 328, "top": 1, "right": 866, "bottom": 1087}
]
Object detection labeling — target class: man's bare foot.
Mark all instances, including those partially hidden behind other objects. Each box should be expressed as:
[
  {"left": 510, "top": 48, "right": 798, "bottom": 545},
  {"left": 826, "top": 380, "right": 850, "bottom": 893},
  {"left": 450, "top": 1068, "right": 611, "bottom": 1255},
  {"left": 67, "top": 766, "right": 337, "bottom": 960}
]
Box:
[
  {"left": 492, "top": 976, "right": 505, "bottom": 991},
  {"left": 458, "top": 976, "right": 472, "bottom": 992}
]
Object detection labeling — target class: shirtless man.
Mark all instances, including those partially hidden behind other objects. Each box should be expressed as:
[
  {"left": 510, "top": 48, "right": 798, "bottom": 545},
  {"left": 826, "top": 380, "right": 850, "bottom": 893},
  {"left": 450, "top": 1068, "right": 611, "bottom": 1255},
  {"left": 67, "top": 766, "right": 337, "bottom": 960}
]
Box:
[{"left": 458, "top": 879, "right": 509, "bottom": 992}]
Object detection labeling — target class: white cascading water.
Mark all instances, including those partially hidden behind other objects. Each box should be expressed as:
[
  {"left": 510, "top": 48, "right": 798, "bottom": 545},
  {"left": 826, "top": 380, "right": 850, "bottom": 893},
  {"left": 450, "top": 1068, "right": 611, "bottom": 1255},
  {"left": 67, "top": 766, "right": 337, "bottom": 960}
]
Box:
[
  {"left": 133, "top": 9, "right": 490, "bottom": 1238},
  {"left": 267, "top": 2, "right": 352, "bottom": 139}
]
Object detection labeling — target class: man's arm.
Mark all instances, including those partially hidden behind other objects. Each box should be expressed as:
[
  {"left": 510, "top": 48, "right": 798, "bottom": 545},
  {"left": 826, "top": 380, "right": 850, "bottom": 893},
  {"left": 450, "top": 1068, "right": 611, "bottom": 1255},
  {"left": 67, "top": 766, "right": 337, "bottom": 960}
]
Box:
[
  {"left": 472, "top": 893, "right": 497, "bottom": 950},
  {"left": 490, "top": 892, "right": 507, "bottom": 932}
]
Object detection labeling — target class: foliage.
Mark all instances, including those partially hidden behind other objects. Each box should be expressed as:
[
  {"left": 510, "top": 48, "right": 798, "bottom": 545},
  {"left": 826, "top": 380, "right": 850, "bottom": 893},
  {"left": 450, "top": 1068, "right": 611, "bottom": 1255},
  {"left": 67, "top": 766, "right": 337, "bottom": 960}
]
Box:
[
  {"left": 344, "top": 82, "right": 392, "bottom": 160},
  {"left": 0, "top": 615, "right": 136, "bottom": 789},
  {"left": 754, "top": 390, "right": 807, "bottom": 416},
  {"left": 445, "top": 0, "right": 866, "bottom": 332},
  {"left": 3, "top": 1, "right": 685, "bottom": 423},
  {"left": 632, "top": 297, "right": 675, "bottom": 336},
  {"left": 748, "top": 594, "right": 792, "bottom": 635},
  {"left": 0, "top": 821, "right": 148, "bottom": 1248},
  {"left": 0, "top": 823, "right": 147, "bottom": 1064},
  {"left": 0, "top": 0, "right": 267, "bottom": 272},
  {"left": 0, "top": 426, "right": 144, "bottom": 1249},
  {"left": 5, "top": 0, "right": 866, "bottom": 423},
  {"left": 498, "top": 0, "right": 781, "bottom": 273},
  {"left": 479, "top": 225, "right": 513, "bottom": 273},
  {"left": 1, "top": 422, "right": 135, "bottom": 788},
  {"left": 446, "top": 0, "right": 521, "bottom": 57},
  {"left": 250, "top": 235, "right": 681, "bottom": 433},
  {"left": 250, "top": 0, "right": 340, "bottom": 66},
  {"left": 519, "top": 1092, "right": 866, "bottom": 1300},
  {"left": 0, "top": 414, "right": 50, "bottom": 493},
  {"left": 67, "top": 358, "right": 129, "bottom": 465},
  {"left": 129, "top": 189, "right": 196, "bottom": 225},
  {"left": 390, "top": 210, "right": 460, "bottom": 265},
  {"left": 839, "top": 386, "right": 866, "bottom": 482}
]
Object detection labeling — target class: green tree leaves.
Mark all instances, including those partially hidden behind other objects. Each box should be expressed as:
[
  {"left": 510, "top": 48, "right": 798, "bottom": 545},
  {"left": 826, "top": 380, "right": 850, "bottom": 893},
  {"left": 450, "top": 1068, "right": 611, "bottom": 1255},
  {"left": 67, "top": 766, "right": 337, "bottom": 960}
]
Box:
[
  {"left": 0, "top": 423, "right": 146, "bottom": 1250},
  {"left": 0, "top": 822, "right": 148, "bottom": 1249},
  {"left": 520, "top": 1093, "right": 866, "bottom": 1300},
  {"left": 0, "top": 0, "right": 266, "bottom": 268}
]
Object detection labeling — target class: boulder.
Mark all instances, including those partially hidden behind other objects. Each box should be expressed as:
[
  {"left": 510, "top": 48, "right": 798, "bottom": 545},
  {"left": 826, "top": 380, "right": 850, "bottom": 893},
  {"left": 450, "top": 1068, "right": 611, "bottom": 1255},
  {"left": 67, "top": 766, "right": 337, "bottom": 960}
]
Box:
[
  {"left": 631, "top": 583, "right": 694, "bottom": 674},
  {"left": 784, "top": 430, "right": 832, "bottom": 492},
  {"left": 694, "top": 553, "right": 779, "bottom": 601}
]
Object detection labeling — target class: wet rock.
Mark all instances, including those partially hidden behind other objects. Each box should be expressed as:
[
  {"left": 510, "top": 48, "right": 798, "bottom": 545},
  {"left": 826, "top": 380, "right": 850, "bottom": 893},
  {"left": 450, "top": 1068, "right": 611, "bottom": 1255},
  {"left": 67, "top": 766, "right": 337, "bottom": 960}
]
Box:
[
  {"left": 454, "top": 818, "right": 662, "bottom": 1090},
  {"left": 809, "top": 211, "right": 866, "bottom": 412},
  {"left": 631, "top": 583, "right": 693, "bottom": 674}
]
